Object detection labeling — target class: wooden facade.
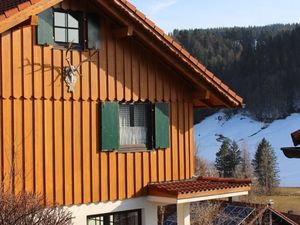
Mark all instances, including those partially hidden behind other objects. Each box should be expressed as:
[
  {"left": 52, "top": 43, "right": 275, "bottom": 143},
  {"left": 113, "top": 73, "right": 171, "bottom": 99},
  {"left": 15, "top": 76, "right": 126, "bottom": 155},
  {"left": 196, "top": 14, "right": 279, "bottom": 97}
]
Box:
[{"left": 0, "top": 0, "right": 196, "bottom": 206}]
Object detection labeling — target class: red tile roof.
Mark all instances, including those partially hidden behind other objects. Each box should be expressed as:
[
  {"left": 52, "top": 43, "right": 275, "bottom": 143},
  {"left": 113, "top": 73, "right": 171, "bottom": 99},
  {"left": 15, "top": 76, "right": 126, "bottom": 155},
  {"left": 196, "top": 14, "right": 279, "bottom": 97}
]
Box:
[
  {"left": 0, "top": 0, "right": 27, "bottom": 14},
  {"left": 0, "top": 0, "right": 40, "bottom": 21},
  {"left": 148, "top": 177, "right": 251, "bottom": 199}
]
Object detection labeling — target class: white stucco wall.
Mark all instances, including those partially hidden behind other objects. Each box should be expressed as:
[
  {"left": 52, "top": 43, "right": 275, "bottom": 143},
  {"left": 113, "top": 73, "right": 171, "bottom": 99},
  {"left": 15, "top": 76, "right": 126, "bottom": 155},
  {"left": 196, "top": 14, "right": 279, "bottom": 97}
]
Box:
[
  {"left": 177, "top": 203, "right": 190, "bottom": 225},
  {"left": 67, "top": 197, "right": 160, "bottom": 225},
  {"left": 67, "top": 191, "right": 249, "bottom": 225}
]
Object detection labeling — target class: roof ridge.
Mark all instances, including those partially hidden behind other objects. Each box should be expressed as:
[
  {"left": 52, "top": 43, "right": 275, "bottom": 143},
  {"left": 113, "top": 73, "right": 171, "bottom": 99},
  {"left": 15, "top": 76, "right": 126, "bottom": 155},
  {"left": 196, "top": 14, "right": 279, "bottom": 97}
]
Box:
[
  {"left": 148, "top": 179, "right": 195, "bottom": 186},
  {"left": 198, "top": 176, "right": 252, "bottom": 184},
  {"left": 148, "top": 177, "right": 251, "bottom": 188}
]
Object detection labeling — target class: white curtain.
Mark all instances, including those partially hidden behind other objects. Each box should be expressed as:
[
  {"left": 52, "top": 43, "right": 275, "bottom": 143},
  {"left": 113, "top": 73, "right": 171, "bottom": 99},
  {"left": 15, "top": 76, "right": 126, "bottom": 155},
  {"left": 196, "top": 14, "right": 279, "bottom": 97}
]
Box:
[
  {"left": 119, "top": 104, "right": 147, "bottom": 145},
  {"left": 120, "top": 127, "right": 147, "bottom": 145}
]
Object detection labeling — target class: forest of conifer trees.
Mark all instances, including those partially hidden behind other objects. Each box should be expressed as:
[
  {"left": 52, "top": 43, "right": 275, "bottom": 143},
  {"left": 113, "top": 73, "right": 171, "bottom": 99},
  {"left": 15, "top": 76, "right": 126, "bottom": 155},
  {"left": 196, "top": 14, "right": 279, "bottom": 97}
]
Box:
[{"left": 172, "top": 24, "right": 300, "bottom": 121}]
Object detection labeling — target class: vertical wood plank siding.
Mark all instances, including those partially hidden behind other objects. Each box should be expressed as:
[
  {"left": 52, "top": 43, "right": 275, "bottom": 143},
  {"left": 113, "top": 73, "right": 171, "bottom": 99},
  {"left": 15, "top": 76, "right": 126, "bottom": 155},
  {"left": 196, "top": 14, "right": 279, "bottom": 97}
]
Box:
[{"left": 0, "top": 14, "right": 195, "bottom": 206}]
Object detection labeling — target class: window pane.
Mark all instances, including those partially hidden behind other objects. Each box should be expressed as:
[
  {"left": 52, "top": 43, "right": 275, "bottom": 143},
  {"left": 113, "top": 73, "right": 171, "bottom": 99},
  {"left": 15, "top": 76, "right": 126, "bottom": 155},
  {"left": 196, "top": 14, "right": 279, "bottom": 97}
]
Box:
[
  {"left": 110, "top": 215, "right": 114, "bottom": 225},
  {"left": 119, "top": 104, "right": 131, "bottom": 145},
  {"left": 134, "top": 104, "right": 146, "bottom": 127},
  {"left": 68, "top": 13, "right": 79, "bottom": 28},
  {"left": 68, "top": 29, "right": 79, "bottom": 43},
  {"left": 133, "top": 104, "right": 147, "bottom": 145},
  {"left": 88, "top": 210, "right": 140, "bottom": 225},
  {"left": 54, "top": 12, "right": 66, "bottom": 26},
  {"left": 87, "top": 216, "right": 103, "bottom": 225},
  {"left": 119, "top": 103, "right": 148, "bottom": 146},
  {"left": 116, "top": 214, "right": 127, "bottom": 225},
  {"left": 119, "top": 104, "right": 130, "bottom": 127},
  {"left": 54, "top": 28, "right": 66, "bottom": 42},
  {"left": 128, "top": 212, "right": 139, "bottom": 225}
]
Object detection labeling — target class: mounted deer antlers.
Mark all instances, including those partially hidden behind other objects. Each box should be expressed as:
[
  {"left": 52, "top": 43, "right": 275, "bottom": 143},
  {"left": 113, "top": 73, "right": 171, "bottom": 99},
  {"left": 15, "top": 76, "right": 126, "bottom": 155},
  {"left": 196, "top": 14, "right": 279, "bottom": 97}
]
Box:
[{"left": 64, "top": 42, "right": 98, "bottom": 92}]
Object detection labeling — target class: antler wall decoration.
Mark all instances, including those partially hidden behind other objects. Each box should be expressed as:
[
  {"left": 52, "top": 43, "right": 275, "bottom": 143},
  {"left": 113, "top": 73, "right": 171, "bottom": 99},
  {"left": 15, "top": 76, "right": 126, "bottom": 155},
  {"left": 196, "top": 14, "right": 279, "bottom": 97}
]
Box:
[{"left": 64, "top": 42, "right": 98, "bottom": 92}]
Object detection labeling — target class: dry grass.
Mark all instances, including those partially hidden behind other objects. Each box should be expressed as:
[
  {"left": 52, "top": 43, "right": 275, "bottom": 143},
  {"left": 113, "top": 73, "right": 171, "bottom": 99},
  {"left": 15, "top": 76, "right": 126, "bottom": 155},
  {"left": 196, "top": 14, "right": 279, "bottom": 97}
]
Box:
[
  {"left": 241, "top": 187, "right": 300, "bottom": 214},
  {"left": 190, "top": 201, "right": 235, "bottom": 225}
]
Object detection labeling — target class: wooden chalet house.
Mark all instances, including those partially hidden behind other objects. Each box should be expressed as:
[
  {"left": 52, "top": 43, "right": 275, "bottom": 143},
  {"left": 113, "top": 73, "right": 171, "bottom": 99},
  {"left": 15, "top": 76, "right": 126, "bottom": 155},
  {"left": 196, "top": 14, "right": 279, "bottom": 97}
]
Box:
[{"left": 0, "top": 0, "right": 251, "bottom": 224}]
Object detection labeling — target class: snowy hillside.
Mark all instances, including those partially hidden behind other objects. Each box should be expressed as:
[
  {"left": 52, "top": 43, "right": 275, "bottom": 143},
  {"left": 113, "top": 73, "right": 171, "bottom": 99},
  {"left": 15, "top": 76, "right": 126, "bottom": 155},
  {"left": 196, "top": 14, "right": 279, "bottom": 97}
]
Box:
[{"left": 194, "top": 112, "right": 300, "bottom": 187}]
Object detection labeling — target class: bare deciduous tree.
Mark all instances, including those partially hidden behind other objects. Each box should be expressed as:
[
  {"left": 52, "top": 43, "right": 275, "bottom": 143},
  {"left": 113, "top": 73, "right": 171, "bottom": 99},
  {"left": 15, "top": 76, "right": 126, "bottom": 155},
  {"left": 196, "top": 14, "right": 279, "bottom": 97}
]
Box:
[
  {"left": 190, "top": 201, "right": 232, "bottom": 225},
  {"left": 194, "top": 144, "right": 219, "bottom": 177},
  {"left": 235, "top": 142, "right": 253, "bottom": 179},
  {"left": 0, "top": 187, "right": 73, "bottom": 225},
  {"left": 0, "top": 143, "right": 73, "bottom": 225}
]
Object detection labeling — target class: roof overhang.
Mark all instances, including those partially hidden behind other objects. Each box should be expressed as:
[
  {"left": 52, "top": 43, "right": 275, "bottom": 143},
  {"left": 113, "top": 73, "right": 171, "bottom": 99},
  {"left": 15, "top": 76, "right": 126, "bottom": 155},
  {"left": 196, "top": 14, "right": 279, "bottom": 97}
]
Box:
[
  {"left": 281, "top": 147, "right": 300, "bottom": 158},
  {"left": 147, "top": 177, "right": 251, "bottom": 204},
  {"left": 147, "top": 190, "right": 249, "bottom": 204},
  {"left": 0, "top": 0, "right": 63, "bottom": 34}
]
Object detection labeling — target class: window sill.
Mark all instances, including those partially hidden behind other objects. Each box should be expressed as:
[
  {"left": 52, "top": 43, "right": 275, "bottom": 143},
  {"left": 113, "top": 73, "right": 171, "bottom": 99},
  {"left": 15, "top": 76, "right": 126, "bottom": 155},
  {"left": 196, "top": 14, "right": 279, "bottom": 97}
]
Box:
[
  {"left": 118, "top": 145, "right": 149, "bottom": 153},
  {"left": 52, "top": 43, "right": 84, "bottom": 51},
  {"left": 117, "top": 149, "right": 154, "bottom": 153},
  {"left": 100, "top": 148, "right": 168, "bottom": 153}
]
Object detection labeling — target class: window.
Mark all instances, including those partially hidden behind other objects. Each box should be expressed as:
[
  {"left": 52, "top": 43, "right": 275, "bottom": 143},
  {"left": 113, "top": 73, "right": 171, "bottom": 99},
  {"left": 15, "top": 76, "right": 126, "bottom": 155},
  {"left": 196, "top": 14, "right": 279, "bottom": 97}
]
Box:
[
  {"left": 37, "top": 8, "right": 100, "bottom": 49},
  {"left": 119, "top": 103, "right": 150, "bottom": 149},
  {"left": 53, "top": 11, "right": 81, "bottom": 45},
  {"left": 87, "top": 209, "right": 141, "bottom": 225},
  {"left": 100, "top": 101, "right": 170, "bottom": 151}
]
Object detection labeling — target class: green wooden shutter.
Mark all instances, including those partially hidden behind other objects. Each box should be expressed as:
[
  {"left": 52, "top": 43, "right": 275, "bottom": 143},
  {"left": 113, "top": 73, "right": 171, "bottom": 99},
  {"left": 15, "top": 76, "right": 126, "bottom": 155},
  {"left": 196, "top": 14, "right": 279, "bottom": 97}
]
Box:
[
  {"left": 100, "top": 101, "right": 119, "bottom": 151},
  {"left": 154, "top": 102, "right": 170, "bottom": 149},
  {"left": 37, "top": 8, "right": 54, "bottom": 45},
  {"left": 87, "top": 13, "right": 100, "bottom": 49}
]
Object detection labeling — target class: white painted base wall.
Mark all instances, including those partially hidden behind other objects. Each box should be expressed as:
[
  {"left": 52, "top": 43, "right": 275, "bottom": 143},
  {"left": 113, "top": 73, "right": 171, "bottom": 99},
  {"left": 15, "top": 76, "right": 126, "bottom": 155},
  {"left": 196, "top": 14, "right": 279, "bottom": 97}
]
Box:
[
  {"left": 67, "top": 191, "right": 249, "bottom": 225},
  {"left": 67, "top": 197, "right": 160, "bottom": 225}
]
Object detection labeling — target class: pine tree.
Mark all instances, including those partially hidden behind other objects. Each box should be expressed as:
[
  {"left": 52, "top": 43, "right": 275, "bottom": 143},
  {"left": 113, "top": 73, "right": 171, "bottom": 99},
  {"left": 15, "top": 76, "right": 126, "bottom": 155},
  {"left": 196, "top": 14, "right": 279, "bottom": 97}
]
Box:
[
  {"left": 215, "top": 139, "right": 242, "bottom": 178},
  {"left": 252, "top": 138, "right": 280, "bottom": 194},
  {"left": 215, "top": 139, "right": 232, "bottom": 177},
  {"left": 230, "top": 141, "right": 242, "bottom": 176}
]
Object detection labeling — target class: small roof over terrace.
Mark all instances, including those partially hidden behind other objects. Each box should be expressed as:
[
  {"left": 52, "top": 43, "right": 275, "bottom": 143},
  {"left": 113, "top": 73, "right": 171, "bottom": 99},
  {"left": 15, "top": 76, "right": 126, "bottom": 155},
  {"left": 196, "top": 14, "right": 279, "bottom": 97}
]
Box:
[{"left": 147, "top": 177, "right": 251, "bottom": 204}]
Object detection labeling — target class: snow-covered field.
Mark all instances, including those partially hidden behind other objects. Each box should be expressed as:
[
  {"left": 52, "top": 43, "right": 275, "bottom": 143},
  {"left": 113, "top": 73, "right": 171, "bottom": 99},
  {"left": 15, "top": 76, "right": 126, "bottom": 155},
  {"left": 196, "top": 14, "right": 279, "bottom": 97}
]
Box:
[{"left": 194, "top": 112, "right": 300, "bottom": 187}]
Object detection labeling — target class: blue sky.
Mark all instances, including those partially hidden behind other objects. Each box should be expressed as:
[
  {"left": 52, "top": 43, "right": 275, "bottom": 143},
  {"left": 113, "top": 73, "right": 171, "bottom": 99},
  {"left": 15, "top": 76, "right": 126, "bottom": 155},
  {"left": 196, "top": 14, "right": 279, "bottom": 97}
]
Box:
[{"left": 129, "top": 0, "right": 299, "bottom": 32}]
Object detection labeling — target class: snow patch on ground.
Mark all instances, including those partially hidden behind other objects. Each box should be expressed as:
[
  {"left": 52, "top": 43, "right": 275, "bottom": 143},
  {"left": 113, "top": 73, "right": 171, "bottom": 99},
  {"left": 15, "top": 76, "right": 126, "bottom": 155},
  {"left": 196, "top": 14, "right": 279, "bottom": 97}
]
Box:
[{"left": 194, "top": 112, "right": 300, "bottom": 187}]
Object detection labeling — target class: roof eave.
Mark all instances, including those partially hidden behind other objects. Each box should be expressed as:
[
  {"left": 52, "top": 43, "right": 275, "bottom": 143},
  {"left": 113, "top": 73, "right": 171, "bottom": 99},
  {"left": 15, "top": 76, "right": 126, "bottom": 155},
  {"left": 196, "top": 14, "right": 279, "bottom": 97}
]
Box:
[
  {"left": 112, "top": 0, "right": 243, "bottom": 108},
  {"left": 147, "top": 189, "right": 250, "bottom": 204},
  {"left": 0, "top": 0, "right": 63, "bottom": 34},
  {"left": 281, "top": 147, "right": 300, "bottom": 158}
]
